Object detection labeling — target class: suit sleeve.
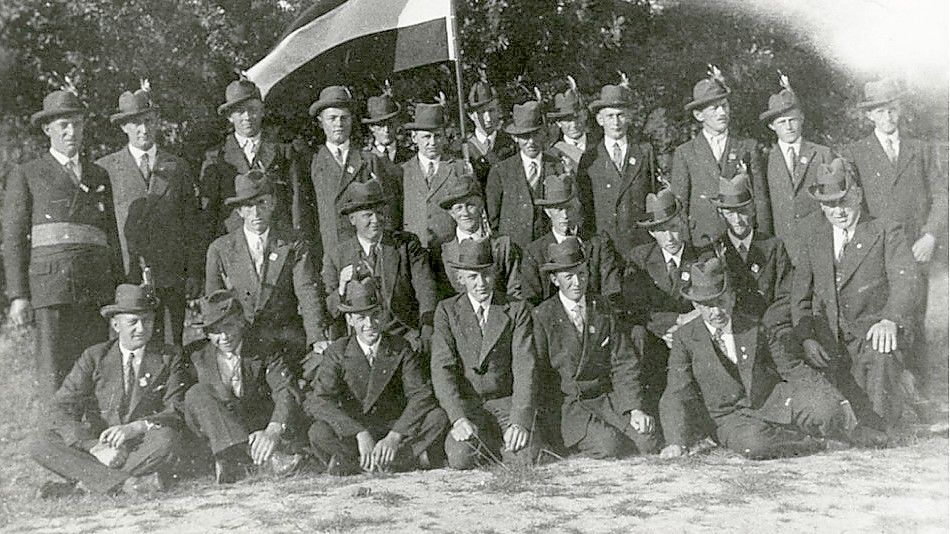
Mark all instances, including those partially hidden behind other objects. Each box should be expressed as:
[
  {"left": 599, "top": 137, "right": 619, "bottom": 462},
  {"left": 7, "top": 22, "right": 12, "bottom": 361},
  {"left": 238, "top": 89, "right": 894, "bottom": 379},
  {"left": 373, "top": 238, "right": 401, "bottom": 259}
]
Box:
[
  {"left": 407, "top": 234, "right": 436, "bottom": 324},
  {"left": 292, "top": 239, "right": 328, "bottom": 345},
  {"left": 747, "top": 140, "right": 773, "bottom": 237},
  {"left": 501, "top": 238, "right": 524, "bottom": 301},
  {"left": 430, "top": 301, "right": 468, "bottom": 424},
  {"left": 609, "top": 321, "right": 645, "bottom": 414},
  {"left": 484, "top": 163, "right": 503, "bottom": 232},
  {"left": 669, "top": 145, "right": 690, "bottom": 220},
  {"left": 392, "top": 346, "right": 440, "bottom": 437},
  {"left": 596, "top": 236, "right": 623, "bottom": 303},
  {"left": 658, "top": 328, "right": 699, "bottom": 447},
  {"left": 198, "top": 149, "right": 223, "bottom": 235},
  {"left": 790, "top": 239, "right": 818, "bottom": 344},
  {"left": 520, "top": 243, "right": 544, "bottom": 306},
  {"left": 265, "top": 353, "right": 300, "bottom": 426},
  {"left": 144, "top": 346, "right": 188, "bottom": 429},
  {"left": 509, "top": 302, "right": 538, "bottom": 430},
  {"left": 2, "top": 164, "right": 31, "bottom": 300},
  {"left": 204, "top": 241, "right": 227, "bottom": 294},
  {"left": 172, "top": 158, "right": 206, "bottom": 290},
  {"left": 322, "top": 246, "right": 343, "bottom": 319},
  {"left": 881, "top": 221, "right": 919, "bottom": 329},
  {"left": 761, "top": 241, "right": 794, "bottom": 337},
  {"left": 920, "top": 141, "right": 948, "bottom": 238},
  {"left": 303, "top": 347, "right": 365, "bottom": 437},
  {"left": 51, "top": 348, "right": 99, "bottom": 447}
]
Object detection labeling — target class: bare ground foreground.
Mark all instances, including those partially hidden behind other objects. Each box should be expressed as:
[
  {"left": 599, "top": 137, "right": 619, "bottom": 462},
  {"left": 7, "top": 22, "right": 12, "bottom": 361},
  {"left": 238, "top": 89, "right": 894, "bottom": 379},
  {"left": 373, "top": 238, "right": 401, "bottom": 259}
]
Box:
[{"left": 1, "top": 266, "right": 948, "bottom": 533}]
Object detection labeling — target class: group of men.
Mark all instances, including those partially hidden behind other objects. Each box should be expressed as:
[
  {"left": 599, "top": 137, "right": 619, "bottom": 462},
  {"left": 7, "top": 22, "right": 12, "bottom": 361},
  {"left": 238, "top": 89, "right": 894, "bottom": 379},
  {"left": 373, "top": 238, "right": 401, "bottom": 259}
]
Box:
[{"left": 7, "top": 65, "right": 945, "bottom": 497}]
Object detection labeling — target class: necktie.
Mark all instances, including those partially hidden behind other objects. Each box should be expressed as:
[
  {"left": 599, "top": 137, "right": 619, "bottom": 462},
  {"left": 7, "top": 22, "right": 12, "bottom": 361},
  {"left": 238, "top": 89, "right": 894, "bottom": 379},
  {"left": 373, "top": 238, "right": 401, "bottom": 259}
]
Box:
[
  {"left": 786, "top": 146, "right": 797, "bottom": 176},
  {"left": 253, "top": 235, "right": 265, "bottom": 276},
  {"left": 569, "top": 304, "right": 584, "bottom": 334},
  {"left": 477, "top": 306, "right": 488, "bottom": 332},
  {"left": 335, "top": 147, "right": 345, "bottom": 167},
  {"left": 667, "top": 258, "right": 678, "bottom": 286},
  {"left": 226, "top": 354, "right": 242, "bottom": 397},
  {"left": 366, "top": 244, "right": 378, "bottom": 275},
  {"left": 123, "top": 352, "right": 135, "bottom": 395},
  {"left": 737, "top": 242, "right": 748, "bottom": 262},
  {"left": 139, "top": 153, "right": 151, "bottom": 183},
  {"left": 426, "top": 161, "right": 436, "bottom": 186},
  {"left": 836, "top": 231, "right": 851, "bottom": 264},
  {"left": 884, "top": 138, "right": 898, "bottom": 163},
  {"left": 64, "top": 159, "right": 81, "bottom": 185},
  {"left": 244, "top": 139, "right": 258, "bottom": 163},
  {"left": 527, "top": 161, "right": 539, "bottom": 190},
  {"left": 612, "top": 143, "right": 623, "bottom": 172},
  {"left": 365, "top": 348, "right": 375, "bottom": 367},
  {"left": 713, "top": 329, "right": 732, "bottom": 362}
]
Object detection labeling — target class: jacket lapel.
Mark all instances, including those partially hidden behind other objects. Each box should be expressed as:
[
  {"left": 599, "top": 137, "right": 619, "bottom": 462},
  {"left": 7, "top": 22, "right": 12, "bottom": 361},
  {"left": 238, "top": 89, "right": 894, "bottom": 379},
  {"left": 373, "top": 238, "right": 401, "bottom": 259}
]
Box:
[
  {"left": 866, "top": 135, "right": 898, "bottom": 187},
  {"left": 836, "top": 218, "right": 879, "bottom": 288},
  {"left": 455, "top": 296, "right": 483, "bottom": 358},
  {"left": 812, "top": 222, "right": 839, "bottom": 318},
  {"left": 617, "top": 144, "right": 643, "bottom": 196},
  {"left": 645, "top": 244, "right": 673, "bottom": 293},
  {"left": 259, "top": 231, "right": 290, "bottom": 306},
  {"left": 477, "top": 296, "right": 511, "bottom": 366},
  {"left": 253, "top": 140, "right": 277, "bottom": 172},
  {"left": 118, "top": 147, "right": 149, "bottom": 188},
  {"left": 102, "top": 342, "right": 126, "bottom": 421},
  {"left": 148, "top": 150, "right": 173, "bottom": 198},
  {"left": 378, "top": 236, "right": 399, "bottom": 304},
  {"left": 362, "top": 336, "right": 400, "bottom": 413},
  {"left": 692, "top": 135, "right": 720, "bottom": 174},
  {"left": 732, "top": 316, "right": 758, "bottom": 394},
  {"left": 342, "top": 338, "right": 370, "bottom": 402},
  {"left": 426, "top": 160, "right": 454, "bottom": 202},
  {"left": 125, "top": 344, "right": 164, "bottom": 420},
  {"left": 340, "top": 148, "right": 365, "bottom": 193},
  {"left": 892, "top": 138, "right": 915, "bottom": 186},
  {"left": 226, "top": 229, "right": 261, "bottom": 301},
  {"left": 223, "top": 135, "right": 251, "bottom": 173},
  {"left": 791, "top": 142, "right": 817, "bottom": 192}
]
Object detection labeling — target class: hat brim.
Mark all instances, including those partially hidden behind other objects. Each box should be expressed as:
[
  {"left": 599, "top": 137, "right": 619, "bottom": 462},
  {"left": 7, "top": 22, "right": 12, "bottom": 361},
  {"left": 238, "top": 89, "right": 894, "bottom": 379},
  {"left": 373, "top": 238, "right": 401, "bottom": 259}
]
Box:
[
  {"left": 855, "top": 93, "right": 904, "bottom": 110},
  {"left": 446, "top": 260, "right": 494, "bottom": 271},
  {"left": 30, "top": 107, "right": 86, "bottom": 126},
  {"left": 539, "top": 258, "right": 586, "bottom": 273},
  {"left": 588, "top": 100, "right": 629, "bottom": 113},
  {"left": 546, "top": 109, "right": 582, "bottom": 120},
  {"left": 467, "top": 97, "right": 498, "bottom": 111},
  {"left": 338, "top": 301, "right": 380, "bottom": 314},
  {"left": 679, "top": 280, "right": 727, "bottom": 302},
  {"left": 684, "top": 88, "right": 732, "bottom": 112},
  {"left": 100, "top": 304, "right": 156, "bottom": 318},
  {"left": 758, "top": 103, "right": 799, "bottom": 122},
  {"left": 309, "top": 99, "right": 353, "bottom": 117},
  {"left": 110, "top": 106, "right": 158, "bottom": 124},
  {"left": 224, "top": 188, "right": 273, "bottom": 207},
  {"left": 807, "top": 185, "right": 849, "bottom": 202},
  {"left": 339, "top": 197, "right": 388, "bottom": 216},
  {"left": 534, "top": 192, "right": 576, "bottom": 207},
  {"left": 217, "top": 95, "right": 259, "bottom": 116},
  {"left": 707, "top": 195, "right": 753, "bottom": 209},
  {"left": 361, "top": 109, "right": 401, "bottom": 124},
  {"left": 504, "top": 124, "right": 543, "bottom": 136},
  {"left": 438, "top": 190, "right": 481, "bottom": 209},
  {"left": 635, "top": 198, "right": 682, "bottom": 228},
  {"left": 403, "top": 122, "right": 444, "bottom": 131}
]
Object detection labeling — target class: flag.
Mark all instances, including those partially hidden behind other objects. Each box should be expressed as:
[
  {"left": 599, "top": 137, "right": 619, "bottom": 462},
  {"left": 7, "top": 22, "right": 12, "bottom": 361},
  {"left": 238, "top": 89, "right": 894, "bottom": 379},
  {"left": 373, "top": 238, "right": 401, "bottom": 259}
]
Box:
[{"left": 248, "top": 0, "right": 456, "bottom": 99}]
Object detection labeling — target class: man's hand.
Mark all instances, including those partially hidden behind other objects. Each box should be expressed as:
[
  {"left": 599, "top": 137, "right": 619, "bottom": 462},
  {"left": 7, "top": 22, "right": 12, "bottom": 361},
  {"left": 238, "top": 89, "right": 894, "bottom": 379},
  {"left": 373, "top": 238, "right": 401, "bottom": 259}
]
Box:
[
  {"left": 676, "top": 310, "right": 701, "bottom": 326},
  {"left": 912, "top": 233, "right": 936, "bottom": 263},
  {"left": 338, "top": 265, "right": 355, "bottom": 296},
  {"left": 312, "top": 341, "right": 332, "bottom": 355},
  {"left": 372, "top": 431, "right": 402, "bottom": 471},
  {"left": 867, "top": 319, "right": 898, "bottom": 354},
  {"left": 503, "top": 424, "right": 529, "bottom": 452},
  {"left": 450, "top": 417, "right": 477, "bottom": 442},
  {"left": 8, "top": 298, "right": 32, "bottom": 326},
  {"left": 356, "top": 430, "right": 377, "bottom": 471},
  {"left": 802, "top": 339, "right": 833, "bottom": 368},
  {"left": 184, "top": 276, "right": 202, "bottom": 300},
  {"left": 629, "top": 409, "right": 655, "bottom": 434},
  {"left": 89, "top": 441, "right": 129, "bottom": 468},
  {"left": 248, "top": 422, "right": 283, "bottom": 465},
  {"left": 659, "top": 444, "right": 685, "bottom": 459},
  {"left": 99, "top": 421, "right": 147, "bottom": 449}
]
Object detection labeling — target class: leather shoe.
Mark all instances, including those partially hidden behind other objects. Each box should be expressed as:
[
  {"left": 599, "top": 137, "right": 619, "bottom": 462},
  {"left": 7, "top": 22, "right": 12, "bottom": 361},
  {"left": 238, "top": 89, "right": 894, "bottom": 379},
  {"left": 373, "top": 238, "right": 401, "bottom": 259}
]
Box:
[
  {"left": 850, "top": 425, "right": 892, "bottom": 449},
  {"left": 121, "top": 472, "right": 166, "bottom": 495},
  {"left": 38, "top": 480, "right": 82, "bottom": 499},
  {"left": 215, "top": 458, "right": 248, "bottom": 484},
  {"left": 325, "top": 454, "right": 359, "bottom": 477},
  {"left": 267, "top": 450, "right": 303, "bottom": 477}
]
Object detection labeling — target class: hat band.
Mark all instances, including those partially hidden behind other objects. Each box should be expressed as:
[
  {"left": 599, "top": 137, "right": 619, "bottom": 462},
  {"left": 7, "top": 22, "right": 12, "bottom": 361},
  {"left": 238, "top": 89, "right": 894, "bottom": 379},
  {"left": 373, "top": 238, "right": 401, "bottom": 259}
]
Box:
[
  {"left": 715, "top": 191, "right": 752, "bottom": 205},
  {"left": 815, "top": 181, "right": 848, "bottom": 195},
  {"left": 646, "top": 203, "right": 678, "bottom": 221}
]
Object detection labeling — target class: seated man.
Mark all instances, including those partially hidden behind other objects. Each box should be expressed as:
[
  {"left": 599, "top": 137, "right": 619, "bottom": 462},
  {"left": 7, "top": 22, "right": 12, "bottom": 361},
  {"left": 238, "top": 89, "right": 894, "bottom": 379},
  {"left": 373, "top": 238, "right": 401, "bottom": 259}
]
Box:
[
  {"left": 660, "top": 256, "right": 881, "bottom": 460},
  {"left": 533, "top": 238, "right": 659, "bottom": 458},
  {"left": 434, "top": 173, "right": 523, "bottom": 301},
  {"left": 305, "top": 278, "right": 449, "bottom": 475},
  {"left": 431, "top": 238, "right": 543, "bottom": 469},
  {"left": 31, "top": 284, "right": 185, "bottom": 497},
  {"left": 323, "top": 179, "right": 436, "bottom": 349},
  {"left": 791, "top": 158, "right": 919, "bottom": 433},
  {"left": 182, "top": 290, "right": 303, "bottom": 484},
  {"left": 522, "top": 172, "right": 622, "bottom": 307}
]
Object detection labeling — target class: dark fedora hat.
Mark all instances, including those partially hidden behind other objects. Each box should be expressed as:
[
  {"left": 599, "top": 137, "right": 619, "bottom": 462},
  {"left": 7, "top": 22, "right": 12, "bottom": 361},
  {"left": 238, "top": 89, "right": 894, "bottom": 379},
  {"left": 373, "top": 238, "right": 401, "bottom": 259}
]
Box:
[
  {"left": 685, "top": 68, "right": 732, "bottom": 112},
  {"left": 100, "top": 284, "right": 157, "bottom": 318},
  {"left": 636, "top": 188, "right": 682, "bottom": 228},
  {"left": 808, "top": 158, "right": 855, "bottom": 202},
  {"left": 309, "top": 85, "right": 354, "bottom": 117},
  {"left": 217, "top": 77, "right": 262, "bottom": 116},
  {"left": 467, "top": 82, "right": 499, "bottom": 111},
  {"left": 193, "top": 289, "right": 244, "bottom": 330},
  {"left": 338, "top": 277, "right": 381, "bottom": 314},
  {"left": 540, "top": 237, "right": 587, "bottom": 273},
  {"left": 504, "top": 101, "right": 544, "bottom": 136},
  {"left": 339, "top": 178, "right": 388, "bottom": 215},
  {"left": 759, "top": 89, "right": 800, "bottom": 122},
  {"left": 534, "top": 172, "right": 577, "bottom": 207},
  {"left": 404, "top": 103, "right": 446, "bottom": 131},
  {"left": 548, "top": 90, "right": 584, "bottom": 120},
  {"left": 224, "top": 170, "right": 274, "bottom": 206},
  {"left": 588, "top": 85, "right": 631, "bottom": 113},
  {"left": 447, "top": 237, "right": 494, "bottom": 271},
  {"left": 438, "top": 173, "right": 482, "bottom": 209},
  {"left": 31, "top": 90, "right": 87, "bottom": 126},
  {"left": 680, "top": 256, "right": 729, "bottom": 302},
  {"left": 707, "top": 172, "right": 753, "bottom": 208},
  {"left": 110, "top": 88, "right": 158, "bottom": 124},
  {"left": 362, "top": 94, "right": 401, "bottom": 124},
  {"left": 856, "top": 78, "right": 905, "bottom": 110}
]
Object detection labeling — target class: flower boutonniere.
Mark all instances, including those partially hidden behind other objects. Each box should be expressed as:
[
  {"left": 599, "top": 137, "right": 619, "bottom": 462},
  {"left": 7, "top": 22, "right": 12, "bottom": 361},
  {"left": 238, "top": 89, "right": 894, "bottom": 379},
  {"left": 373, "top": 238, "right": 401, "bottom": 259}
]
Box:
[
  {"left": 346, "top": 165, "right": 355, "bottom": 174},
  {"left": 680, "top": 271, "right": 690, "bottom": 282},
  {"left": 750, "top": 263, "right": 760, "bottom": 275},
  {"left": 138, "top": 373, "right": 151, "bottom": 388},
  {"left": 799, "top": 156, "right": 808, "bottom": 166},
  {"left": 727, "top": 152, "right": 737, "bottom": 162},
  {"left": 628, "top": 156, "right": 637, "bottom": 167}
]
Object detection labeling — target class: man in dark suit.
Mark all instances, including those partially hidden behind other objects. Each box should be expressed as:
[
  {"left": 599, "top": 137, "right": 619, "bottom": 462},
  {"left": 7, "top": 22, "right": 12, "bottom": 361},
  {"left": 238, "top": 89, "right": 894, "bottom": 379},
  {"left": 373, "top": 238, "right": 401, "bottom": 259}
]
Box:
[
  {"left": 533, "top": 238, "right": 659, "bottom": 459},
  {"left": 205, "top": 171, "right": 329, "bottom": 373},
  {"left": 363, "top": 92, "right": 413, "bottom": 168},
  {"left": 306, "top": 278, "right": 448, "bottom": 475},
  {"left": 434, "top": 173, "right": 523, "bottom": 301},
  {"left": 464, "top": 82, "right": 517, "bottom": 189},
  {"left": 759, "top": 75, "right": 835, "bottom": 267},
  {"left": 182, "top": 290, "right": 303, "bottom": 483},
  {"left": 660, "top": 257, "right": 879, "bottom": 460},
  {"left": 31, "top": 285, "right": 185, "bottom": 497},
  {"left": 547, "top": 76, "right": 592, "bottom": 172},
  {"left": 97, "top": 83, "right": 203, "bottom": 345},
  {"left": 431, "top": 239, "right": 543, "bottom": 468},
  {"left": 323, "top": 180, "right": 436, "bottom": 349},
  {"left": 522, "top": 172, "right": 621, "bottom": 307},
  {"left": 485, "top": 100, "right": 563, "bottom": 249},
  {"left": 199, "top": 75, "right": 311, "bottom": 242},
  {"left": 670, "top": 67, "right": 770, "bottom": 245},
  {"left": 791, "top": 159, "right": 919, "bottom": 433},
  {"left": 576, "top": 82, "right": 657, "bottom": 252},
  {"left": 4, "top": 90, "right": 121, "bottom": 404}
]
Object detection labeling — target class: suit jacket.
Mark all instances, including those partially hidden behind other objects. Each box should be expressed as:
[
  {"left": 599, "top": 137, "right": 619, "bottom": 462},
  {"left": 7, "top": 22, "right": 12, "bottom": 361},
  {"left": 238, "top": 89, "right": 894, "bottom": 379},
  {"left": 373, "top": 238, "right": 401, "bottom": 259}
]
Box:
[
  {"left": 466, "top": 132, "right": 517, "bottom": 189},
  {"left": 842, "top": 133, "right": 948, "bottom": 244},
  {"left": 304, "top": 333, "right": 440, "bottom": 438},
  {"left": 431, "top": 292, "right": 537, "bottom": 429},
  {"left": 206, "top": 226, "right": 327, "bottom": 345},
  {"left": 485, "top": 152, "right": 563, "bottom": 248},
  {"left": 719, "top": 232, "right": 793, "bottom": 334},
  {"left": 401, "top": 156, "right": 469, "bottom": 248},
  {"left": 532, "top": 295, "right": 644, "bottom": 447},
  {"left": 96, "top": 147, "right": 202, "bottom": 289},
  {"left": 435, "top": 234, "right": 523, "bottom": 301},
  {"left": 624, "top": 242, "right": 698, "bottom": 339},
  {"left": 52, "top": 339, "right": 186, "bottom": 447},
  {"left": 764, "top": 141, "right": 835, "bottom": 266},
  {"left": 323, "top": 231, "right": 436, "bottom": 333},
  {"left": 670, "top": 134, "right": 771, "bottom": 245},
  {"left": 522, "top": 232, "right": 621, "bottom": 306},
  {"left": 368, "top": 143, "right": 414, "bottom": 167},
  {"left": 2, "top": 153, "right": 121, "bottom": 307},
  {"left": 791, "top": 212, "right": 918, "bottom": 351}
]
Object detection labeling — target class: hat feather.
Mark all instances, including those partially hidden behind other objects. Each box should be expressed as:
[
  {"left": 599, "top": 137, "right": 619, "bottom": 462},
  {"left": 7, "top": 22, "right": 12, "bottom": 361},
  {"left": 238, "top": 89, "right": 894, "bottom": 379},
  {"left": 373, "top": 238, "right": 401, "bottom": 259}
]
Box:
[
  {"left": 707, "top": 64, "right": 726, "bottom": 85},
  {"left": 617, "top": 71, "right": 630, "bottom": 88},
  {"left": 533, "top": 86, "right": 543, "bottom": 102},
  {"left": 566, "top": 75, "right": 578, "bottom": 93},
  {"left": 60, "top": 74, "right": 79, "bottom": 96},
  {"left": 383, "top": 79, "right": 393, "bottom": 97},
  {"left": 139, "top": 78, "right": 151, "bottom": 93},
  {"left": 435, "top": 91, "right": 447, "bottom": 107},
  {"left": 777, "top": 70, "right": 793, "bottom": 94}
]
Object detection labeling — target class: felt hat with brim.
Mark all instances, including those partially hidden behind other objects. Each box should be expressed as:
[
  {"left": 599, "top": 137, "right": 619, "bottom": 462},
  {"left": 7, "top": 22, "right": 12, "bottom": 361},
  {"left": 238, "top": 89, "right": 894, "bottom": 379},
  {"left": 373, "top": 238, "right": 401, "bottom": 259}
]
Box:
[
  {"left": 856, "top": 78, "right": 905, "bottom": 110},
  {"left": 339, "top": 179, "right": 388, "bottom": 215},
  {"left": 31, "top": 90, "right": 87, "bottom": 126},
  {"left": 680, "top": 256, "right": 728, "bottom": 302},
  {"left": 338, "top": 277, "right": 381, "bottom": 314},
  {"left": 588, "top": 85, "right": 631, "bottom": 113},
  {"left": 438, "top": 173, "right": 482, "bottom": 209},
  {"left": 224, "top": 170, "right": 273, "bottom": 206},
  {"left": 308, "top": 86, "right": 354, "bottom": 117},
  {"left": 447, "top": 237, "right": 494, "bottom": 271},
  {"left": 759, "top": 89, "right": 800, "bottom": 122},
  {"left": 193, "top": 289, "right": 244, "bottom": 330},
  {"left": 637, "top": 189, "right": 681, "bottom": 228},
  {"left": 404, "top": 103, "right": 445, "bottom": 131},
  {"left": 467, "top": 82, "right": 499, "bottom": 110},
  {"left": 100, "top": 284, "right": 157, "bottom": 318},
  {"left": 217, "top": 78, "right": 262, "bottom": 116},
  {"left": 534, "top": 173, "right": 577, "bottom": 207},
  {"left": 110, "top": 89, "right": 158, "bottom": 124},
  {"left": 707, "top": 172, "right": 753, "bottom": 208},
  {"left": 685, "top": 77, "right": 731, "bottom": 112},
  {"left": 504, "top": 101, "right": 544, "bottom": 136},
  {"left": 547, "top": 89, "right": 584, "bottom": 119},
  {"left": 540, "top": 237, "right": 587, "bottom": 273},
  {"left": 362, "top": 95, "right": 401, "bottom": 124},
  {"left": 808, "top": 158, "right": 854, "bottom": 202}
]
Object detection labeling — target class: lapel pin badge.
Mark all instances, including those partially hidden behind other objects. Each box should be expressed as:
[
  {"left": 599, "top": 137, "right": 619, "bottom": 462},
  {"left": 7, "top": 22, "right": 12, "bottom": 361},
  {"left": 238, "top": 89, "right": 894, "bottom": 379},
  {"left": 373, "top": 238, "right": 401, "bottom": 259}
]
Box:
[
  {"left": 681, "top": 271, "right": 690, "bottom": 281},
  {"left": 269, "top": 252, "right": 278, "bottom": 261},
  {"left": 799, "top": 156, "right": 808, "bottom": 165},
  {"left": 628, "top": 156, "right": 637, "bottom": 166},
  {"left": 855, "top": 243, "right": 862, "bottom": 249},
  {"left": 139, "top": 373, "right": 151, "bottom": 388},
  {"left": 95, "top": 184, "right": 106, "bottom": 193},
  {"left": 97, "top": 201, "right": 105, "bottom": 212},
  {"left": 728, "top": 152, "right": 737, "bottom": 161},
  {"left": 750, "top": 263, "right": 760, "bottom": 274},
  {"left": 346, "top": 165, "right": 355, "bottom": 174}
]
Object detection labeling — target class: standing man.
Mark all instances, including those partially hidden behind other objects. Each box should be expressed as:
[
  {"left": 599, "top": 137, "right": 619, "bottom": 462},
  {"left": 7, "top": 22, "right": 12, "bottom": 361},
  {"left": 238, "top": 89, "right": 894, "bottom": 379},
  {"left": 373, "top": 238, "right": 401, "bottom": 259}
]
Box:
[
  {"left": 485, "top": 100, "right": 562, "bottom": 249},
  {"left": 547, "top": 76, "right": 592, "bottom": 172},
  {"left": 759, "top": 74, "right": 835, "bottom": 266},
  {"left": 670, "top": 66, "right": 770, "bottom": 245},
  {"left": 97, "top": 83, "right": 202, "bottom": 345},
  {"left": 363, "top": 91, "right": 412, "bottom": 167},
  {"left": 464, "top": 82, "right": 516, "bottom": 189},
  {"left": 4, "top": 89, "right": 121, "bottom": 402},
  {"left": 576, "top": 80, "right": 657, "bottom": 252}
]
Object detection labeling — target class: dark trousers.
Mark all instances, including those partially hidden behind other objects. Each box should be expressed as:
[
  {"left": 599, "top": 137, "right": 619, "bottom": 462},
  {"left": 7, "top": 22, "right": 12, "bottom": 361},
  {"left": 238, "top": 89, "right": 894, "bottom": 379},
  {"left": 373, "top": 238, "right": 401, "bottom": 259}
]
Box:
[
  {"left": 570, "top": 411, "right": 661, "bottom": 459},
  {"left": 443, "top": 398, "right": 546, "bottom": 470},
  {"left": 153, "top": 286, "right": 186, "bottom": 346},
  {"left": 30, "top": 427, "right": 180, "bottom": 494},
  {"left": 182, "top": 383, "right": 265, "bottom": 455},
  {"left": 35, "top": 303, "right": 108, "bottom": 403},
  {"left": 830, "top": 334, "right": 914, "bottom": 431}
]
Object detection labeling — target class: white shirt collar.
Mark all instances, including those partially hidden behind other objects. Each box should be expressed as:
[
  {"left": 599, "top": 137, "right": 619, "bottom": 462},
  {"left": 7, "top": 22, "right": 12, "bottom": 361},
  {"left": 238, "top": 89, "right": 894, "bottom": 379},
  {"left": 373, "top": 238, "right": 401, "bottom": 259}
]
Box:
[
  {"left": 217, "top": 341, "right": 243, "bottom": 361},
  {"left": 374, "top": 142, "right": 394, "bottom": 154},
  {"left": 128, "top": 144, "right": 157, "bottom": 169},
  {"left": 242, "top": 226, "right": 270, "bottom": 249},
  {"left": 832, "top": 212, "right": 861, "bottom": 249},
  {"left": 475, "top": 129, "right": 496, "bottom": 146},
  {"left": 356, "top": 234, "right": 380, "bottom": 256},
  {"left": 728, "top": 231, "right": 753, "bottom": 254},
  {"left": 234, "top": 132, "right": 261, "bottom": 148},
  {"left": 467, "top": 292, "right": 493, "bottom": 315},
  {"left": 552, "top": 227, "right": 578, "bottom": 244},
  {"left": 702, "top": 129, "right": 729, "bottom": 146},
  {"left": 49, "top": 147, "right": 80, "bottom": 169},
  {"left": 604, "top": 135, "right": 628, "bottom": 154},
  {"left": 874, "top": 129, "right": 900, "bottom": 150},
  {"left": 326, "top": 138, "right": 351, "bottom": 156},
  {"left": 418, "top": 152, "right": 440, "bottom": 170},
  {"left": 565, "top": 133, "right": 587, "bottom": 149},
  {"left": 456, "top": 225, "right": 486, "bottom": 243},
  {"left": 776, "top": 138, "right": 802, "bottom": 155},
  {"left": 355, "top": 335, "right": 381, "bottom": 360},
  {"left": 119, "top": 343, "right": 145, "bottom": 362},
  {"left": 660, "top": 245, "right": 685, "bottom": 268},
  {"left": 558, "top": 291, "right": 586, "bottom": 316},
  {"left": 519, "top": 151, "right": 542, "bottom": 173},
  {"left": 703, "top": 318, "right": 736, "bottom": 363}
]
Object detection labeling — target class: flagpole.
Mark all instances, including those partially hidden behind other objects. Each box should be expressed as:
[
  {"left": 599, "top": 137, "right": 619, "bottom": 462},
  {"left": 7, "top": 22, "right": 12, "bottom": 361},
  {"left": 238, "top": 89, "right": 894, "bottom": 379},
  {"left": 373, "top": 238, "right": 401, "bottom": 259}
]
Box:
[{"left": 446, "top": 0, "right": 470, "bottom": 165}]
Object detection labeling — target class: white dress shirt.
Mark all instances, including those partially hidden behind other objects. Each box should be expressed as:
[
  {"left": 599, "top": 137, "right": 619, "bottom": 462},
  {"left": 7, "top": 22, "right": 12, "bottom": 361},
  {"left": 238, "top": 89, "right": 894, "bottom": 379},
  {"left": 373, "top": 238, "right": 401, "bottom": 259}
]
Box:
[
  {"left": 216, "top": 342, "right": 244, "bottom": 397},
  {"left": 552, "top": 227, "right": 579, "bottom": 244},
  {"left": 703, "top": 129, "right": 729, "bottom": 161},
  {"left": 475, "top": 129, "right": 497, "bottom": 151},
  {"left": 468, "top": 292, "right": 493, "bottom": 326},
  {"left": 874, "top": 129, "right": 900, "bottom": 160},
  {"left": 704, "top": 319, "right": 738, "bottom": 364},
  {"left": 565, "top": 133, "right": 587, "bottom": 152},
  {"left": 235, "top": 132, "right": 262, "bottom": 164},
  {"left": 520, "top": 151, "right": 543, "bottom": 182},
  {"left": 243, "top": 226, "right": 270, "bottom": 274},
  {"left": 456, "top": 225, "right": 487, "bottom": 243},
  {"left": 661, "top": 246, "right": 685, "bottom": 269},
  {"left": 558, "top": 292, "right": 586, "bottom": 332},
  {"left": 119, "top": 344, "right": 144, "bottom": 393},
  {"left": 417, "top": 153, "right": 440, "bottom": 178},
  {"left": 128, "top": 144, "right": 157, "bottom": 172},
  {"left": 355, "top": 336, "right": 382, "bottom": 366},
  {"left": 357, "top": 234, "right": 381, "bottom": 257},
  {"left": 326, "top": 139, "right": 351, "bottom": 166},
  {"left": 728, "top": 231, "right": 753, "bottom": 262},
  {"left": 832, "top": 213, "right": 860, "bottom": 262},
  {"left": 777, "top": 139, "right": 802, "bottom": 174},
  {"left": 604, "top": 136, "right": 628, "bottom": 164},
  {"left": 49, "top": 147, "right": 81, "bottom": 180}
]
